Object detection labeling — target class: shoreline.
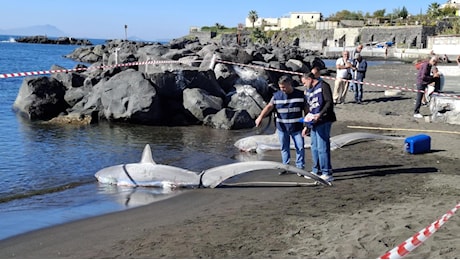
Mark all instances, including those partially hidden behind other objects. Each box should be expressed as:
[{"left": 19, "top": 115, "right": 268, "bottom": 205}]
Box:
[
  {"left": 1, "top": 116, "right": 458, "bottom": 258},
  {"left": 1, "top": 62, "right": 460, "bottom": 258}
]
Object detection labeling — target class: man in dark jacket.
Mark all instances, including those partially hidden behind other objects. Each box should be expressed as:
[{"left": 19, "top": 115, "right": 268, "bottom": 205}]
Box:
[
  {"left": 414, "top": 56, "right": 439, "bottom": 118},
  {"left": 351, "top": 53, "right": 368, "bottom": 104},
  {"left": 301, "top": 72, "right": 337, "bottom": 182}
]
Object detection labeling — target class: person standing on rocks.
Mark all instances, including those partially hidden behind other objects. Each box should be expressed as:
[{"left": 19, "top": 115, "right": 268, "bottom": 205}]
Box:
[
  {"left": 301, "top": 72, "right": 337, "bottom": 182},
  {"left": 414, "top": 55, "right": 439, "bottom": 118},
  {"left": 333, "top": 51, "right": 352, "bottom": 104},
  {"left": 255, "top": 75, "right": 308, "bottom": 171}
]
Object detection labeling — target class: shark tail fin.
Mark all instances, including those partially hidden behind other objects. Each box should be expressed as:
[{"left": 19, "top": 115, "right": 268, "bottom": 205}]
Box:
[{"left": 140, "top": 144, "right": 156, "bottom": 164}]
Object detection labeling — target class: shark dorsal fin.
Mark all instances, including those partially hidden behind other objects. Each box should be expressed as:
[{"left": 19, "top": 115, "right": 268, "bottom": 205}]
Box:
[{"left": 140, "top": 144, "right": 156, "bottom": 164}]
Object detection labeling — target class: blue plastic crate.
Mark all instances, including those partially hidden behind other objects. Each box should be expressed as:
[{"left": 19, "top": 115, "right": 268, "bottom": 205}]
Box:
[{"left": 405, "top": 134, "right": 431, "bottom": 154}]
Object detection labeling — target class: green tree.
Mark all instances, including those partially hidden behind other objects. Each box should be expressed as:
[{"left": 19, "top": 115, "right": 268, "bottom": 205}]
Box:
[
  {"left": 248, "top": 10, "right": 258, "bottom": 28},
  {"left": 388, "top": 6, "right": 408, "bottom": 24},
  {"left": 373, "top": 9, "right": 386, "bottom": 18},
  {"left": 440, "top": 5, "right": 458, "bottom": 17},
  {"left": 427, "top": 2, "right": 441, "bottom": 17},
  {"left": 215, "top": 23, "right": 226, "bottom": 30},
  {"left": 251, "top": 28, "right": 267, "bottom": 44},
  {"left": 327, "top": 10, "right": 363, "bottom": 20},
  {"left": 399, "top": 6, "right": 409, "bottom": 19}
]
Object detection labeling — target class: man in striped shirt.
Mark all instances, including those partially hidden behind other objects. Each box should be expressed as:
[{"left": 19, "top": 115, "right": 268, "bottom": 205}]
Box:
[{"left": 255, "top": 75, "right": 308, "bottom": 170}]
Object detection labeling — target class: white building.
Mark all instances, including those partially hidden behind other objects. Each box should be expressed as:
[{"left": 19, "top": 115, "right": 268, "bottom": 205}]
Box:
[
  {"left": 245, "top": 12, "right": 322, "bottom": 31},
  {"left": 441, "top": 0, "right": 460, "bottom": 15}
]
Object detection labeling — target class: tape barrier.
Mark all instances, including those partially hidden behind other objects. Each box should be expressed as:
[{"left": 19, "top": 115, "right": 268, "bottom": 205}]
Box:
[
  {"left": 217, "top": 59, "right": 460, "bottom": 100},
  {"left": 0, "top": 60, "right": 184, "bottom": 79},
  {"left": 2, "top": 57, "right": 459, "bottom": 100},
  {"left": 378, "top": 202, "right": 460, "bottom": 259},
  {"left": 2, "top": 53, "right": 459, "bottom": 259}
]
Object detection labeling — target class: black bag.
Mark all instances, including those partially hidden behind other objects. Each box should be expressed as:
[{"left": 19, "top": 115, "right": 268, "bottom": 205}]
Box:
[{"left": 346, "top": 72, "right": 352, "bottom": 80}]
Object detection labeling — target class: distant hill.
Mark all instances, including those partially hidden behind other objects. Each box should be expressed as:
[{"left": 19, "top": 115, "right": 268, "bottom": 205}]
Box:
[
  {"left": 127, "top": 36, "right": 147, "bottom": 42},
  {"left": 0, "top": 24, "right": 67, "bottom": 37},
  {"left": 0, "top": 25, "right": 170, "bottom": 43},
  {"left": 126, "top": 36, "right": 170, "bottom": 43}
]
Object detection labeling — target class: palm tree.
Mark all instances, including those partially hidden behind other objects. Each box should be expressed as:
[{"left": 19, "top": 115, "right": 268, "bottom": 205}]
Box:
[
  {"left": 427, "top": 2, "right": 441, "bottom": 18},
  {"left": 248, "top": 10, "right": 258, "bottom": 28},
  {"left": 399, "top": 6, "right": 409, "bottom": 19}
]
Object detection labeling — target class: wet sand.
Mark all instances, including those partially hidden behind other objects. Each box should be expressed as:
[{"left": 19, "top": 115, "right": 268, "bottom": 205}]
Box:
[{"left": 1, "top": 63, "right": 459, "bottom": 258}]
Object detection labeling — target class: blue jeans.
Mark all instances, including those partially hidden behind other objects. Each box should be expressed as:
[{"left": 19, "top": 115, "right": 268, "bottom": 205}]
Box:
[
  {"left": 310, "top": 122, "right": 332, "bottom": 175},
  {"left": 414, "top": 83, "right": 427, "bottom": 114},
  {"left": 349, "top": 82, "right": 355, "bottom": 92},
  {"left": 354, "top": 78, "right": 364, "bottom": 102},
  {"left": 277, "top": 130, "right": 305, "bottom": 169}
]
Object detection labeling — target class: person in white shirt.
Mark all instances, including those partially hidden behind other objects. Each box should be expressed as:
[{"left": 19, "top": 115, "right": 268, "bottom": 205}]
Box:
[{"left": 333, "top": 51, "right": 352, "bottom": 104}]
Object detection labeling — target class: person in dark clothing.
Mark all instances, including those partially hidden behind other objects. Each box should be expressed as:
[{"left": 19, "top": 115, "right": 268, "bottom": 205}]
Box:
[
  {"left": 301, "top": 72, "right": 337, "bottom": 182},
  {"left": 351, "top": 53, "right": 368, "bottom": 103},
  {"left": 414, "top": 56, "right": 439, "bottom": 118}
]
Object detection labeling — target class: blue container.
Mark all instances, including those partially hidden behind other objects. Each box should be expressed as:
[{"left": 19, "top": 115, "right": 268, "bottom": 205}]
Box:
[
  {"left": 405, "top": 134, "right": 431, "bottom": 154},
  {"left": 299, "top": 118, "right": 314, "bottom": 128}
]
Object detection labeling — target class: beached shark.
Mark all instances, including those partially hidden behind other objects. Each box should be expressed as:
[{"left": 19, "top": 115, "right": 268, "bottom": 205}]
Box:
[
  {"left": 234, "top": 131, "right": 404, "bottom": 153},
  {"left": 94, "top": 144, "right": 330, "bottom": 188}
]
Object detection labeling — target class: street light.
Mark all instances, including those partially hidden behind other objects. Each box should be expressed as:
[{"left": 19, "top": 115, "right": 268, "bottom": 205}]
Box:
[
  {"left": 124, "top": 25, "right": 128, "bottom": 40},
  {"left": 114, "top": 47, "right": 121, "bottom": 64}
]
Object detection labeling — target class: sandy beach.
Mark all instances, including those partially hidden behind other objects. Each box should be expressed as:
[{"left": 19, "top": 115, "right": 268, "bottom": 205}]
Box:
[{"left": 0, "top": 63, "right": 459, "bottom": 259}]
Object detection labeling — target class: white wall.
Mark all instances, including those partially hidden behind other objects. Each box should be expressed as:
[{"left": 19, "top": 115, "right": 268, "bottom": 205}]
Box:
[
  {"left": 427, "top": 35, "right": 460, "bottom": 56},
  {"left": 245, "top": 12, "right": 321, "bottom": 30}
]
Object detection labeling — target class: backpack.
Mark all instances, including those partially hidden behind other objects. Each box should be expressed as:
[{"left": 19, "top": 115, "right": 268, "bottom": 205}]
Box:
[{"left": 414, "top": 59, "right": 426, "bottom": 70}]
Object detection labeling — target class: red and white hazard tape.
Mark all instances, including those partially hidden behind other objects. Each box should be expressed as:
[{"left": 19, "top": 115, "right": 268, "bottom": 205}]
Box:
[
  {"left": 217, "top": 59, "right": 460, "bottom": 100},
  {"left": 2, "top": 57, "right": 459, "bottom": 100},
  {"left": 0, "top": 60, "right": 184, "bottom": 79},
  {"left": 217, "top": 59, "right": 303, "bottom": 75},
  {"left": 0, "top": 67, "right": 88, "bottom": 78},
  {"left": 379, "top": 202, "right": 460, "bottom": 259}
]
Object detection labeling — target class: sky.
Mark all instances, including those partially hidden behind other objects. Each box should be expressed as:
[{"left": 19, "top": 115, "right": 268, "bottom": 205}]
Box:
[{"left": 0, "top": 0, "right": 445, "bottom": 41}]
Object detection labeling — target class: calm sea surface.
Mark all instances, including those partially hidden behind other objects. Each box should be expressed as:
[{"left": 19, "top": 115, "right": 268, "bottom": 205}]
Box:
[
  {"left": 0, "top": 35, "right": 261, "bottom": 240},
  {"left": 0, "top": 35, "right": 403, "bottom": 241}
]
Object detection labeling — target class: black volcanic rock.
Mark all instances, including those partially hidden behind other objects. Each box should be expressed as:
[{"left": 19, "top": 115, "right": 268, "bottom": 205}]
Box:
[
  {"left": 16, "top": 35, "right": 92, "bottom": 45},
  {"left": 14, "top": 37, "right": 327, "bottom": 129}
]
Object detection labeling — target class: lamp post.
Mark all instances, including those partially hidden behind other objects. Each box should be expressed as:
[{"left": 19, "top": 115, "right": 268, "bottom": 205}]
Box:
[
  {"left": 114, "top": 47, "right": 121, "bottom": 64},
  {"left": 124, "top": 25, "right": 128, "bottom": 41}
]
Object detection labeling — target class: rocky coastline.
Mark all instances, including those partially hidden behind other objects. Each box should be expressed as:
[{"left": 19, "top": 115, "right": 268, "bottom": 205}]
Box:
[
  {"left": 12, "top": 36, "right": 329, "bottom": 129},
  {"left": 15, "top": 35, "right": 93, "bottom": 45},
  {"left": 4, "top": 34, "right": 460, "bottom": 259}
]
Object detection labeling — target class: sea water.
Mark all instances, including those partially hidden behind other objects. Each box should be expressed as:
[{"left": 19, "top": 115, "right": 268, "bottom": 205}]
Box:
[
  {"left": 0, "top": 35, "right": 403, "bottom": 241},
  {"left": 0, "top": 35, "right": 253, "bottom": 240}
]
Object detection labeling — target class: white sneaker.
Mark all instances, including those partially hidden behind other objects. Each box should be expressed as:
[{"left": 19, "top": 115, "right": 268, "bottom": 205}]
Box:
[
  {"left": 320, "top": 174, "right": 335, "bottom": 182},
  {"left": 310, "top": 171, "right": 320, "bottom": 176},
  {"left": 413, "top": 113, "right": 423, "bottom": 118}
]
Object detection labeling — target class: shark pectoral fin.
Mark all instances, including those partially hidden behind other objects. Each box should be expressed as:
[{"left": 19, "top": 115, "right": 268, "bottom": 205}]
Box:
[{"left": 140, "top": 144, "right": 156, "bottom": 164}]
